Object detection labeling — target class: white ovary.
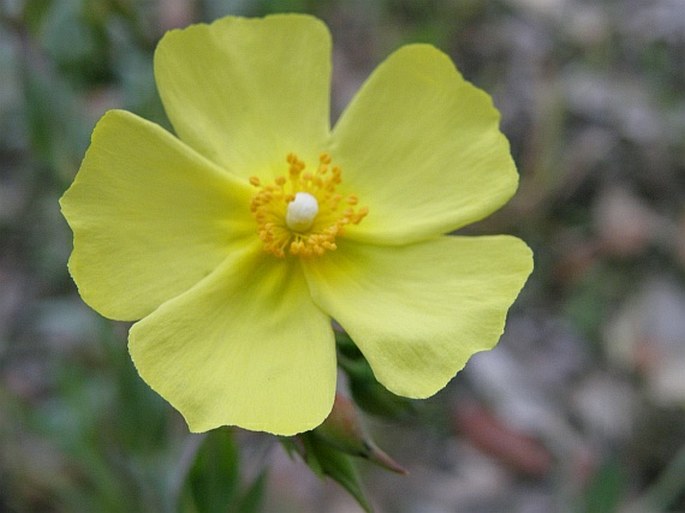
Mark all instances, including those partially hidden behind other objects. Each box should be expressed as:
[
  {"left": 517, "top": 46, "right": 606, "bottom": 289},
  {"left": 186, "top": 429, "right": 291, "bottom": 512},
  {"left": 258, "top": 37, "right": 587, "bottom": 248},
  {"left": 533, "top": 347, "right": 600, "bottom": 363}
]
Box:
[{"left": 286, "top": 192, "right": 319, "bottom": 232}]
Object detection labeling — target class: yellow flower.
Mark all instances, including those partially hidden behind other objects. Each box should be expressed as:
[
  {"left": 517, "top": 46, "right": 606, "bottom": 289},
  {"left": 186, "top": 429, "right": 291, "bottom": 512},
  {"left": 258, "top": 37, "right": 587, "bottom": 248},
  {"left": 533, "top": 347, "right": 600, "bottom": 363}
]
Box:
[{"left": 60, "top": 14, "right": 533, "bottom": 435}]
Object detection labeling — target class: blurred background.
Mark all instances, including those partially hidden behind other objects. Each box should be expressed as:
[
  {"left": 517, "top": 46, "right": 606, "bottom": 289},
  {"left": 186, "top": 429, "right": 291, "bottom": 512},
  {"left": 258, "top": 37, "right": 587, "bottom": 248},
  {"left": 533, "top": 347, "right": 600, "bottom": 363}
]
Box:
[{"left": 2, "top": 0, "right": 685, "bottom": 512}]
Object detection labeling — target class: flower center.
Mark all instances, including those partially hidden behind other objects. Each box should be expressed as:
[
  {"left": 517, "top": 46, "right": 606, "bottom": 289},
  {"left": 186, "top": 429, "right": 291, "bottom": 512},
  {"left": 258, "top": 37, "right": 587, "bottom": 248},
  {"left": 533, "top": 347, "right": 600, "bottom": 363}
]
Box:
[
  {"left": 286, "top": 192, "right": 319, "bottom": 232},
  {"left": 249, "top": 153, "right": 368, "bottom": 258}
]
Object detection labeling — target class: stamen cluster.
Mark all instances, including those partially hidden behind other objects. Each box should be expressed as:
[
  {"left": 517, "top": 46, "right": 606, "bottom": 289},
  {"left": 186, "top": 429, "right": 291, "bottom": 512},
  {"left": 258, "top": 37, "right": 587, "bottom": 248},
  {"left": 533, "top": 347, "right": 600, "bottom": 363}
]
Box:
[{"left": 249, "top": 153, "right": 368, "bottom": 258}]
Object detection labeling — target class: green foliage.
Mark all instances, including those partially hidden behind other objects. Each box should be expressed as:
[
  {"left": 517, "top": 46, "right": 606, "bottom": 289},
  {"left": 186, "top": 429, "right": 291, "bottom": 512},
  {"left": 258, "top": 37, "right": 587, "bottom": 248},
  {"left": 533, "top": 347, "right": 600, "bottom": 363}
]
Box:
[
  {"left": 253, "top": 0, "right": 335, "bottom": 15},
  {"left": 21, "top": 48, "right": 89, "bottom": 182},
  {"left": 579, "top": 459, "right": 626, "bottom": 513},
  {"left": 336, "top": 331, "right": 414, "bottom": 419},
  {"left": 285, "top": 434, "right": 373, "bottom": 513},
  {"left": 180, "top": 429, "right": 266, "bottom": 513},
  {"left": 281, "top": 391, "right": 407, "bottom": 512}
]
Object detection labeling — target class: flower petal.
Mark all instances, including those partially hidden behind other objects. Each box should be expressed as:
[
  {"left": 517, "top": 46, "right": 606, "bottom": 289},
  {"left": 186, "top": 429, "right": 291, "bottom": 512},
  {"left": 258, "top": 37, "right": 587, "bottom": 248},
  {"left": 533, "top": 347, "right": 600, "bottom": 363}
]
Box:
[
  {"left": 304, "top": 236, "right": 533, "bottom": 398},
  {"left": 154, "top": 14, "right": 331, "bottom": 178},
  {"left": 330, "top": 45, "right": 518, "bottom": 244},
  {"left": 129, "top": 245, "right": 336, "bottom": 435},
  {"left": 60, "top": 109, "right": 254, "bottom": 321}
]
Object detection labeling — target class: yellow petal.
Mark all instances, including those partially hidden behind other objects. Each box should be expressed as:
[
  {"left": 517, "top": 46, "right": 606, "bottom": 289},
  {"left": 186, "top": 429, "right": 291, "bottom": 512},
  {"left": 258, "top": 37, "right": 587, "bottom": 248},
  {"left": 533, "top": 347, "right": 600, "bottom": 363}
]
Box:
[
  {"left": 330, "top": 45, "right": 518, "bottom": 244},
  {"left": 60, "top": 110, "right": 254, "bottom": 321},
  {"left": 129, "top": 245, "right": 336, "bottom": 435},
  {"left": 304, "top": 236, "right": 533, "bottom": 398},
  {"left": 154, "top": 14, "right": 331, "bottom": 178}
]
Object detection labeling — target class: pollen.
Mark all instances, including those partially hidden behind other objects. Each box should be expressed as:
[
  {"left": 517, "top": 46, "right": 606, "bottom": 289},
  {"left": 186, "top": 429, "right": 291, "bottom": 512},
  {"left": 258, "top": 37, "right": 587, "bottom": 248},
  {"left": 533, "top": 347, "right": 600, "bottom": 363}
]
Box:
[{"left": 249, "top": 153, "right": 368, "bottom": 258}]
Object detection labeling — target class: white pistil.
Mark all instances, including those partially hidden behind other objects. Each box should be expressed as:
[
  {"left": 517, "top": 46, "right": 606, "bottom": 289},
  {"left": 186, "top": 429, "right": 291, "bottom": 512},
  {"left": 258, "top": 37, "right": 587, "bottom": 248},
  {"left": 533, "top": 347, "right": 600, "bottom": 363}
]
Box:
[{"left": 286, "top": 192, "right": 319, "bottom": 232}]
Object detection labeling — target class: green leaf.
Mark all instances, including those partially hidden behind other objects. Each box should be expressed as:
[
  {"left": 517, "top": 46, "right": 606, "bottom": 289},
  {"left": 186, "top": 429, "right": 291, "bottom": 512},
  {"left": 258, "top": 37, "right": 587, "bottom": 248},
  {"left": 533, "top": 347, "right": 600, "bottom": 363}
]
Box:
[
  {"left": 182, "top": 429, "right": 239, "bottom": 513},
  {"left": 580, "top": 458, "right": 625, "bottom": 513},
  {"left": 336, "top": 331, "right": 414, "bottom": 419},
  {"left": 21, "top": 51, "right": 90, "bottom": 182},
  {"left": 237, "top": 470, "right": 267, "bottom": 513},
  {"left": 299, "top": 432, "right": 374, "bottom": 513},
  {"left": 179, "top": 429, "right": 266, "bottom": 513},
  {"left": 314, "top": 394, "right": 407, "bottom": 475}
]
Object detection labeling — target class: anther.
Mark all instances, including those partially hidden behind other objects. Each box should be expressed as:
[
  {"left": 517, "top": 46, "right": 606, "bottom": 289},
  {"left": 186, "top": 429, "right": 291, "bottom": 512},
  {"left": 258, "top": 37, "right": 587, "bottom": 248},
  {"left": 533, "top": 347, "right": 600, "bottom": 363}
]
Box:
[{"left": 249, "top": 153, "right": 367, "bottom": 258}]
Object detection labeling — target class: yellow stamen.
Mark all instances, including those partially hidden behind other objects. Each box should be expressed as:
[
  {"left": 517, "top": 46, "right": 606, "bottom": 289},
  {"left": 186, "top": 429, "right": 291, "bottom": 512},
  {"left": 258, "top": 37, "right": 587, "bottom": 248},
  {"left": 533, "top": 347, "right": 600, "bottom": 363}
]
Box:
[{"left": 249, "top": 153, "right": 368, "bottom": 258}]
